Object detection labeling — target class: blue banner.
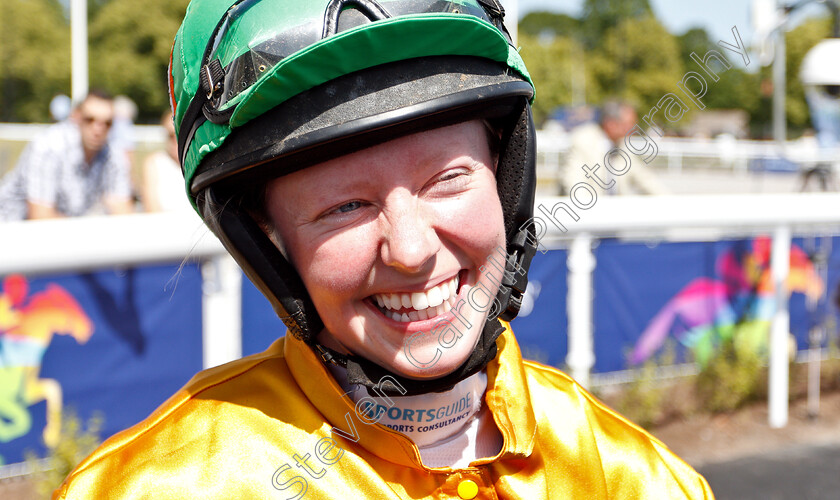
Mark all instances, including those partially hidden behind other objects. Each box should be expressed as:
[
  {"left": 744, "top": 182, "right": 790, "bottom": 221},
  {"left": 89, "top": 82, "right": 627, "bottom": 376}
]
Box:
[
  {"left": 241, "top": 278, "right": 287, "bottom": 356},
  {"left": 0, "top": 264, "right": 203, "bottom": 465},
  {"left": 6, "top": 237, "right": 835, "bottom": 465},
  {"left": 519, "top": 237, "right": 840, "bottom": 373}
]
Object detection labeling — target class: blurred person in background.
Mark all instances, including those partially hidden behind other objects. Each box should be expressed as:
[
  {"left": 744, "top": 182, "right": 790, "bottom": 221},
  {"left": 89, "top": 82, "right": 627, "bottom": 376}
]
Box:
[
  {"left": 0, "top": 90, "right": 134, "bottom": 220},
  {"left": 560, "top": 99, "right": 669, "bottom": 196},
  {"left": 110, "top": 95, "right": 139, "bottom": 171},
  {"left": 141, "top": 112, "right": 192, "bottom": 212}
]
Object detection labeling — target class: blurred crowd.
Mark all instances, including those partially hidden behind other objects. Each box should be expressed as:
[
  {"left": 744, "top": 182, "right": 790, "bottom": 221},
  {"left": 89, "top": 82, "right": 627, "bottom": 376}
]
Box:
[
  {"left": 2, "top": 90, "right": 838, "bottom": 222},
  {"left": 0, "top": 90, "right": 190, "bottom": 222}
]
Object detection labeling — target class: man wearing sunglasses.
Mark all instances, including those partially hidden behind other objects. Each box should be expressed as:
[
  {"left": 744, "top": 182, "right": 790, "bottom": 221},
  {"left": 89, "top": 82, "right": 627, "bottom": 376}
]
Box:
[{"left": 0, "top": 89, "right": 133, "bottom": 221}]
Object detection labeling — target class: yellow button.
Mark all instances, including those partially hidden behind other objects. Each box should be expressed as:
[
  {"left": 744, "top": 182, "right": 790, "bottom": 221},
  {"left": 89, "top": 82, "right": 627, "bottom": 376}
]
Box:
[{"left": 457, "top": 479, "right": 479, "bottom": 499}]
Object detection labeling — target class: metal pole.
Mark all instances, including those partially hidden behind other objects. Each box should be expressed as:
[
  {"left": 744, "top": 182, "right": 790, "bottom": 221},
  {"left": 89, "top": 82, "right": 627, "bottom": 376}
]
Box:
[
  {"left": 769, "top": 225, "right": 791, "bottom": 428},
  {"left": 807, "top": 323, "right": 822, "bottom": 418},
  {"left": 70, "top": 0, "right": 89, "bottom": 103},
  {"left": 806, "top": 235, "right": 830, "bottom": 418},
  {"left": 504, "top": 0, "right": 518, "bottom": 46},
  {"left": 566, "top": 233, "right": 595, "bottom": 388},
  {"left": 772, "top": 2, "right": 787, "bottom": 147}
]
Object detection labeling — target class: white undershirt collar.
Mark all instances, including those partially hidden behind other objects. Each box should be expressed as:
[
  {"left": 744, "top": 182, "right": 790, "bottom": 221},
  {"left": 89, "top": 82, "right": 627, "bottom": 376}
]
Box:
[{"left": 328, "top": 365, "right": 503, "bottom": 467}]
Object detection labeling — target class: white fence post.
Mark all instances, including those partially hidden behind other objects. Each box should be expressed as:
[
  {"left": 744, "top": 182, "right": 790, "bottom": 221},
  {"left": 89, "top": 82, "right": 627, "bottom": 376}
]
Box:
[
  {"left": 566, "top": 233, "right": 595, "bottom": 388},
  {"left": 70, "top": 0, "right": 89, "bottom": 103},
  {"left": 769, "top": 225, "right": 791, "bottom": 428},
  {"left": 201, "top": 255, "right": 243, "bottom": 369}
]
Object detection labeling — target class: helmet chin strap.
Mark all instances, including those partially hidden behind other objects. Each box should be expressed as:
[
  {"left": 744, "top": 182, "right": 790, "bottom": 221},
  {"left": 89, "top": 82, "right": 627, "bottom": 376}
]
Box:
[{"left": 310, "top": 317, "right": 506, "bottom": 397}]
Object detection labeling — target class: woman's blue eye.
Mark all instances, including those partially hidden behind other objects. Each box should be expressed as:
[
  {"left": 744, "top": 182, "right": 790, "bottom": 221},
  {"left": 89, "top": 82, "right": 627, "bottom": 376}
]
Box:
[{"left": 335, "top": 201, "right": 361, "bottom": 213}]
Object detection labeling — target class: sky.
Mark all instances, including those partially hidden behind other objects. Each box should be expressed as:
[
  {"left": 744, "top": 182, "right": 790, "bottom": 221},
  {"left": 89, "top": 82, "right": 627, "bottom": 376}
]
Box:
[{"left": 515, "top": 0, "right": 828, "bottom": 53}]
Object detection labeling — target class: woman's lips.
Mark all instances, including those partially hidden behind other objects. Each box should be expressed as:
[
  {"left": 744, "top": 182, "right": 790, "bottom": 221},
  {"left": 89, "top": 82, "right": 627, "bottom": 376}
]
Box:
[{"left": 367, "top": 271, "right": 467, "bottom": 326}]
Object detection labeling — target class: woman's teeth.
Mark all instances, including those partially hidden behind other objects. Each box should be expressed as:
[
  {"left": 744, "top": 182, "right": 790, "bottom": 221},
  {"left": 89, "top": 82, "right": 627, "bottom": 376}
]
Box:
[{"left": 372, "top": 275, "right": 459, "bottom": 323}]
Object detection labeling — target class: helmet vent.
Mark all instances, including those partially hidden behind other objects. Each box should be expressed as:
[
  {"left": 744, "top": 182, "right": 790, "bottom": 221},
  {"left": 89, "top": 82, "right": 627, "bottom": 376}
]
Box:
[{"left": 322, "top": 0, "right": 391, "bottom": 38}]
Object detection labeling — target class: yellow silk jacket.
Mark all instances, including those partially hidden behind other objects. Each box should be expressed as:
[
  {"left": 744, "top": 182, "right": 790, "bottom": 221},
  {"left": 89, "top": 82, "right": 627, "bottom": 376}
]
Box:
[{"left": 55, "top": 325, "right": 713, "bottom": 499}]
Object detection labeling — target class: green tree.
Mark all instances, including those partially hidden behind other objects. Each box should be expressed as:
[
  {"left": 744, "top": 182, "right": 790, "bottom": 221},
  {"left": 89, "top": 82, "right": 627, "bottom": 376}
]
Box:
[
  {"left": 87, "top": 0, "right": 112, "bottom": 20},
  {"left": 88, "top": 0, "right": 189, "bottom": 123},
  {"left": 703, "top": 67, "right": 760, "bottom": 116},
  {"left": 519, "top": 11, "right": 580, "bottom": 39},
  {"left": 677, "top": 27, "right": 760, "bottom": 118},
  {"left": 518, "top": 5, "right": 683, "bottom": 129},
  {"left": 677, "top": 27, "right": 716, "bottom": 66},
  {"left": 0, "top": 0, "right": 71, "bottom": 122},
  {"left": 519, "top": 33, "right": 588, "bottom": 125},
  {"left": 580, "top": 0, "right": 653, "bottom": 48},
  {"left": 589, "top": 15, "right": 684, "bottom": 119}
]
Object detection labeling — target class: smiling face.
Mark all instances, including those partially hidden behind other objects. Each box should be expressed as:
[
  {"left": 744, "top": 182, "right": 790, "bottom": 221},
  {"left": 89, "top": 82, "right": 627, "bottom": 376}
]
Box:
[{"left": 264, "top": 120, "right": 506, "bottom": 379}]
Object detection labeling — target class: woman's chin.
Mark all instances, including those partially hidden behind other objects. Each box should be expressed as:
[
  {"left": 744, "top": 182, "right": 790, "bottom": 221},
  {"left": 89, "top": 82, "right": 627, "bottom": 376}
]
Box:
[{"left": 386, "top": 345, "right": 475, "bottom": 381}]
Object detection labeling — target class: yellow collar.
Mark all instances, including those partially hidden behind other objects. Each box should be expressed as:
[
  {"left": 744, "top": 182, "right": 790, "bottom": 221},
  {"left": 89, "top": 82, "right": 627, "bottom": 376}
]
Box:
[{"left": 284, "top": 322, "right": 536, "bottom": 470}]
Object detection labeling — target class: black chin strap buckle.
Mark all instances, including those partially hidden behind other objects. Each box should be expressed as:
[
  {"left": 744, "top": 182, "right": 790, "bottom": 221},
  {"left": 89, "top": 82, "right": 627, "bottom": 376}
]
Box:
[
  {"left": 499, "top": 226, "right": 537, "bottom": 321},
  {"left": 313, "top": 344, "right": 346, "bottom": 367}
]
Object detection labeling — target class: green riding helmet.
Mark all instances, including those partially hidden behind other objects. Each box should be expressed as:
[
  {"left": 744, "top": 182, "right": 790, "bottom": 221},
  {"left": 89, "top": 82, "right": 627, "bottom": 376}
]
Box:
[{"left": 170, "top": 0, "right": 539, "bottom": 395}]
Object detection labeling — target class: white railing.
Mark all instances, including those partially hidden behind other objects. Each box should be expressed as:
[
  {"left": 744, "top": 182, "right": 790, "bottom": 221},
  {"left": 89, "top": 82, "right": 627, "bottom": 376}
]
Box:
[
  {"left": 0, "top": 212, "right": 242, "bottom": 370},
  {"left": 538, "top": 192, "right": 840, "bottom": 428},
  {"left": 535, "top": 130, "right": 840, "bottom": 178},
  {"left": 2, "top": 194, "right": 840, "bottom": 428},
  {"left": 0, "top": 212, "right": 220, "bottom": 275}
]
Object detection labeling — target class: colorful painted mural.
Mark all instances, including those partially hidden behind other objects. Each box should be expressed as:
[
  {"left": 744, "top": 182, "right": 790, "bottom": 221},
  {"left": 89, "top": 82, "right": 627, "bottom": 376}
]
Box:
[
  {"left": 0, "top": 265, "right": 204, "bottom": 466},
  {"left": 631, "top": 237, "right": 825, "bottom": 366},
  {"left": 0, "top": 275, "right": 93, "bottom": 460}
]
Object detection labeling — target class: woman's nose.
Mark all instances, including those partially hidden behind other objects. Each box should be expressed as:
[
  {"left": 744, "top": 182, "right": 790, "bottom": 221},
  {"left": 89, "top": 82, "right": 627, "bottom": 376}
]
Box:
[{"left": 379, "top": 197, "right": 441, "bottom": 273}]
